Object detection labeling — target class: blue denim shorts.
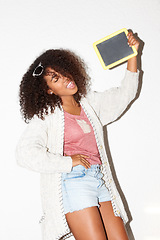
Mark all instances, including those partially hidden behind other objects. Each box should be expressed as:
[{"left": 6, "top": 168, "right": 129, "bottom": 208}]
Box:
[{"left": 61, "top": 164, "right": 111, "bottom": 214}]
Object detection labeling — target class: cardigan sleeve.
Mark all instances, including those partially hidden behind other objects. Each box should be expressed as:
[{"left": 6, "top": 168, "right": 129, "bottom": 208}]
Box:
[
  {"left": 16, "top": 118, "right": 73, "bottom": 174},
  {"left": 86, "top": 69, "right": 139, "bottom": 126}
]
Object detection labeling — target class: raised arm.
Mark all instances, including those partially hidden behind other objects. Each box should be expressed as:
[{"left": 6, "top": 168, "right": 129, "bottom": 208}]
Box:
[
  {"left": 87, "top": 70, "right": 139, "bottom": 126},
  {"left": 86, "top": 31, "right": 140, "bottom": 126}
]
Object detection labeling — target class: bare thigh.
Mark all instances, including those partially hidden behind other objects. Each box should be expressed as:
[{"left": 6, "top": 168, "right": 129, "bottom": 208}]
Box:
[
  {"left": 99, "top": 201, "right": 129, "bottom": 240},
  {"left": 65, "top": 206, "right": 107, "bottom": 240}
]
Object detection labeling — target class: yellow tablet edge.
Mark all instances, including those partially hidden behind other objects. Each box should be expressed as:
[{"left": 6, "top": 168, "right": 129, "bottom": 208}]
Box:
[
  {"left": 93, "top": 28, "right": 128, "bottom": 46},
  {"left": 93, "top": 28, "right": 138, "bottom": 70}
]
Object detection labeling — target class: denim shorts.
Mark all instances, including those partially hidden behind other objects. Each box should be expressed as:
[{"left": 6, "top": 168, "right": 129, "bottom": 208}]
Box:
[{"left": 61, "top": 164, "right": 111, "bottom": 214}]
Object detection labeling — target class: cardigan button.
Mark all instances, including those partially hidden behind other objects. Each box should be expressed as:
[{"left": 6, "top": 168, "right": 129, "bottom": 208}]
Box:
[
  {"left": 116, "top": 210, "right": 120, "bottom": 215},
  {"left": 99, "top": 145, "right": 103, "bottom": 149}
]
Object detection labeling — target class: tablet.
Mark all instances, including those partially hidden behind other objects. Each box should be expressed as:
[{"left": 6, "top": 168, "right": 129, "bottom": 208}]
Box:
[{"left": 93, "top": 28, "right": 137, "bottom": 70}]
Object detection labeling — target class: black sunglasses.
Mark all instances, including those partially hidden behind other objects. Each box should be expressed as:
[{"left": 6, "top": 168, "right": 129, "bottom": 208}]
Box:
[{"left": 32, "top": 62, "right": 44, "bottom": 77}]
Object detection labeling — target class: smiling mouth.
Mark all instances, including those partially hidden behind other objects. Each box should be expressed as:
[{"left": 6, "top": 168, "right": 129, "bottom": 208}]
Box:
[{"left": 66, "top": 81, "right": 75, "bottom": 89}]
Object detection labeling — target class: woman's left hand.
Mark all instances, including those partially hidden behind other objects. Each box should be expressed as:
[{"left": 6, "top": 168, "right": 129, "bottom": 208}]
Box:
[
  {"left": 127, "top": 32, "right": 140, "bottom": 51},
  {"left": 127, "top": 31, "right": 140, "bottom": 72}
]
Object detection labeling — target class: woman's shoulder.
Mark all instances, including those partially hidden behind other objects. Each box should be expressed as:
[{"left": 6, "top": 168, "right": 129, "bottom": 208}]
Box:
[
  {"left": 83, "top": 90, "right": 102, "bottom": 105},
  {"left": 29, "top": 109, "right": 58, "bottom": 126}
]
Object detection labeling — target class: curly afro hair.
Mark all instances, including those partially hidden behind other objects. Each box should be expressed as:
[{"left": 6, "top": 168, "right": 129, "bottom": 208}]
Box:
[{"left": 19, "top": 49, "right": 91, "bottom": 123}]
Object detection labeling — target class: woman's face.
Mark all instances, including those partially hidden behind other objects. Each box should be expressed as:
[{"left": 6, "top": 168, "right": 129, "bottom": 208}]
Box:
[{"left": 43, "top": 67, "right": 78, "bottom": 98}]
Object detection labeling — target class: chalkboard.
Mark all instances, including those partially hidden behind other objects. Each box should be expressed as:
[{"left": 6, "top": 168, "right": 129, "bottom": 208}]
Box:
[{"left": 93, "top": 28, "right": 137, "bottom": 70}]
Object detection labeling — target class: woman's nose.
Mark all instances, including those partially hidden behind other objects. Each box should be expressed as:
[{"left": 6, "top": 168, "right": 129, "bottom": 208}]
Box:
[{"left": 62, "top": 76, "right": 70, "bottom": 83}]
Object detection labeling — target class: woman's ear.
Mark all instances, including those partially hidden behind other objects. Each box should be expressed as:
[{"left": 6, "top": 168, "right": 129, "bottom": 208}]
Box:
[{"left": 47, "top": 89, "right": 55, "bottom": 95}]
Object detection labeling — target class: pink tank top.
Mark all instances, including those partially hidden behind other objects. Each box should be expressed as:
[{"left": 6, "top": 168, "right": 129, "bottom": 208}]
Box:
[{"left": 63, "top": 106, "right": 102, "bottom": 165}]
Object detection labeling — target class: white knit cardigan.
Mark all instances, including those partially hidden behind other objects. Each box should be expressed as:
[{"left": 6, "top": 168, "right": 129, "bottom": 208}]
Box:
[{"left": 16, "top": 69, "right": 139, "bottom": 240}]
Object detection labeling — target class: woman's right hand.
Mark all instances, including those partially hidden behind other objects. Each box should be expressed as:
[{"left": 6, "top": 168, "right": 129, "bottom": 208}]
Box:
[{"left": 70, "top": 154, "right": 91, "bottom": 169}]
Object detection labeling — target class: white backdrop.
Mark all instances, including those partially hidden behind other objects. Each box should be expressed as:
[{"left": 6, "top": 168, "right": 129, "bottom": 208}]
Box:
[{"left": 0, "top": 0, "right": 160, "bottom": 239}]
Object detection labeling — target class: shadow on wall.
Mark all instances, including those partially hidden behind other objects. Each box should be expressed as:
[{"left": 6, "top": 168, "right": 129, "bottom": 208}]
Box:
[{"left": 103, "top": 36, "right": 144, "bottom": 240}]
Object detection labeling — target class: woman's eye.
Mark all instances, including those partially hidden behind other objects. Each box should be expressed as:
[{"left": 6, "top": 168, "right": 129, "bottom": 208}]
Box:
[
  {"left": 51, "top": 75, "right": 59, "bottom": 82},
  {"left": 53, "top": 77, "right": 59, "bottom": 82}
]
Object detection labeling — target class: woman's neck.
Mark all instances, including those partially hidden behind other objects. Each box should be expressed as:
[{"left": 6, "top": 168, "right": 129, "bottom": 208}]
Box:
[
  {"left": 61, "top": 96, "right": 78, "bottom": 108},
  {"left": 61, "top": 96, "right": 81, "bottom": 115}
]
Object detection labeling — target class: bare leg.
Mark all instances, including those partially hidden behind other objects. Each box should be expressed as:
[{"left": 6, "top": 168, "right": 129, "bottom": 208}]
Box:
[
  {"left": 99, "top": 201, "right": 129, "bottom": 240},
  {"left": 65, "top": 206, "right": 107, "bottom": 240}
]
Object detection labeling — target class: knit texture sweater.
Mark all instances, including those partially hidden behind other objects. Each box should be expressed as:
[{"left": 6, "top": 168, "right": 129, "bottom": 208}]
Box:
[{"left": 16, "top": 69, "right": 139, "bottom": 240}]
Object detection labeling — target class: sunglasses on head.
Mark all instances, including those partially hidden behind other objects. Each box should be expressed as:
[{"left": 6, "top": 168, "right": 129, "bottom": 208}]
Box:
[{"left": 32, "top": 62, "right": 44, "bottom": 77}]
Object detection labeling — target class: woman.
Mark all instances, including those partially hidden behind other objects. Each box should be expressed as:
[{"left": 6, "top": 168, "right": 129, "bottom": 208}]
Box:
[{"left": 16, "top": 32, "right": 140, "bottom": 240}]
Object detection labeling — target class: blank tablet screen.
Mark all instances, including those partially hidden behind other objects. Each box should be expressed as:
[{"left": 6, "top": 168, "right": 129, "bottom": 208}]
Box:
[
  {"left": 96, "top": 32, "right": 134, "bottom": 66},
  {"left": 93, "top": 28, "right": 137, "bottom": 69}
]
